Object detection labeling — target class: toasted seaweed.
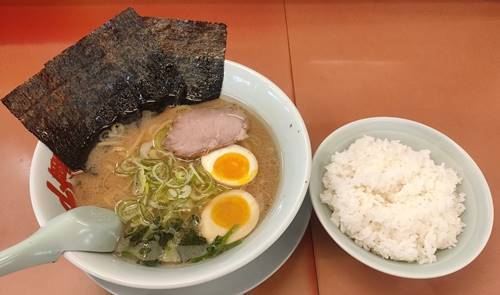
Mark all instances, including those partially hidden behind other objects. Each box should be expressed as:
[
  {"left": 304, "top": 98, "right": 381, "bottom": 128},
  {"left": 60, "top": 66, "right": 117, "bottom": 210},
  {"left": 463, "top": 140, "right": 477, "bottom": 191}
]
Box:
[
  {"left": 145, "top": 17, "right": 227, "bottom": 104},
  {"left": 1, "top": 8, "right": 227, "bottom": 171},
  {"left": 1, "top": 8, "right": 185, "bottom": 170}
]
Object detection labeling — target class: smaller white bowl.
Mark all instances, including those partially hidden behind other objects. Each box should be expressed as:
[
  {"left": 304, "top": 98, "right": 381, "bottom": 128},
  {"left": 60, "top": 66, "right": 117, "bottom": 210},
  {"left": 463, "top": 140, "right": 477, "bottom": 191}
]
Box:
[{"left": 309, "top": 117, "right": 493, "bottom": 279}]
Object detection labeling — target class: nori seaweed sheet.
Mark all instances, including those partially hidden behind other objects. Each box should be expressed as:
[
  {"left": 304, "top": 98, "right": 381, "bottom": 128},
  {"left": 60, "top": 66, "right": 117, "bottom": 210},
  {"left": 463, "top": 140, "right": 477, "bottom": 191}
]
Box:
[
  {"left": 145, "top": 17, "right": 226, "bottom": 104},
  {"left": 2, "top": 8, "right": 186, "bottom": 170},
  {"left": 1, "top": 8, "right": 227, "bottom": 171}
]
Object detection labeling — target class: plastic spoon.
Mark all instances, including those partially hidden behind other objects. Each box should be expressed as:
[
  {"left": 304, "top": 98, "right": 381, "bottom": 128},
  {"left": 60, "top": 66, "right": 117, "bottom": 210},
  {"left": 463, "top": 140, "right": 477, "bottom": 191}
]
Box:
[{"left": 0, "top": 206, "right": 122, "bottom": 277}]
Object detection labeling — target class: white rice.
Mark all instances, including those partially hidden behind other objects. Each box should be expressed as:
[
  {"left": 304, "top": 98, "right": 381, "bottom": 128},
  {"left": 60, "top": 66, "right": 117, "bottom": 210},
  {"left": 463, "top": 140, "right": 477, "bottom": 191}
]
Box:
[{"left": 320, "top": 136, "right": 465, "bottom": 264}]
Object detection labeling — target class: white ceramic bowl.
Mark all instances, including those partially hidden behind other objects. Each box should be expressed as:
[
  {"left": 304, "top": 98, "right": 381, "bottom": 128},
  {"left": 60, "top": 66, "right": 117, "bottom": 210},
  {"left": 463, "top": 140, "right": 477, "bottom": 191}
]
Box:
[
  {"left": 310, "top": 117, "right": 493, "bottom": 279},
  {"left": 29, "top": 60, "right": 311, "bottom": 289}
]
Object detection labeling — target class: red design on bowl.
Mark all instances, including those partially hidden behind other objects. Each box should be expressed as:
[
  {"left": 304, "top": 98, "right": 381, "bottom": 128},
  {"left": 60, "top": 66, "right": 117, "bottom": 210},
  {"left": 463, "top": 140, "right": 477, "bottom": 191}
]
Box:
[{"left": 46, "top": 155, "right": 76, "bottom": 210}]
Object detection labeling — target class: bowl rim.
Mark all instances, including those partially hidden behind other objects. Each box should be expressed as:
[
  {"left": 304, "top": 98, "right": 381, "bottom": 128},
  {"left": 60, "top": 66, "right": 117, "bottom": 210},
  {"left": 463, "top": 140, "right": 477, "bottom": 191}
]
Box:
[
  {"left": 310, "top": 116, "right": 494, "bottom": 279},
  {"left": 29, "top": 60, "right": 312, "bottom": 288}
]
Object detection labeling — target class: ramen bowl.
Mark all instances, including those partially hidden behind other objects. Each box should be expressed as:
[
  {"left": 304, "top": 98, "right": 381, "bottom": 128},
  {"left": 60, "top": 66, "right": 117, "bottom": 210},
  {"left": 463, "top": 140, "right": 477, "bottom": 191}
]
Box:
[{"left": 29, "top": 60, "right": 312, "bottom": 289}]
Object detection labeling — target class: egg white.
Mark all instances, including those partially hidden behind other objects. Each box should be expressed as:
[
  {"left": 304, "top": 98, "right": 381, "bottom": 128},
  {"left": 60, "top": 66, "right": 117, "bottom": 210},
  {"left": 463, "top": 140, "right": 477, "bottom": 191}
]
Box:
[
  {"left": 201, "top": 145, "right": 258, "bottom": 186},
  {"left": 200, "top": 190, "right": 260, "bottom": 243}
]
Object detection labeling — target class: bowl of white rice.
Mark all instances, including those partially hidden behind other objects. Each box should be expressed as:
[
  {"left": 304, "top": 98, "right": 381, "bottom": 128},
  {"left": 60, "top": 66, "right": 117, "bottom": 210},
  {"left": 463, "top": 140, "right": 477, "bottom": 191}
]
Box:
[{"left": 310, "top": 117, "right": 493, "bottom": 278}]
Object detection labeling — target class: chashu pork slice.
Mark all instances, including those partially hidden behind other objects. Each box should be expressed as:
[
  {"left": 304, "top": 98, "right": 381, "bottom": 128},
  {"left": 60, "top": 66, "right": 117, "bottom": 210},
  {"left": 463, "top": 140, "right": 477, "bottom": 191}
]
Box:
[{"left": 164, "top": 107, "right": 248, "bottom": 158}]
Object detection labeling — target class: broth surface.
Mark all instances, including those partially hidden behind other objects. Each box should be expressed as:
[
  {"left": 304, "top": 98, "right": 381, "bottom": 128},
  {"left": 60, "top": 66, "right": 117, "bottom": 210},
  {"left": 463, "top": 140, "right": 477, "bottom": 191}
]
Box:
[{"left": 73, "top": 97, "right": 281, "bottom": 220}]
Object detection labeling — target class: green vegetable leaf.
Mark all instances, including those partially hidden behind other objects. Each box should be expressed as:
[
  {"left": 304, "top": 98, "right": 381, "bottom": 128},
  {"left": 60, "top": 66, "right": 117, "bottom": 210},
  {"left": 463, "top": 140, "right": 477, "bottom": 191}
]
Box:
[
  {"left": 166, "top": 217, "right": 183, "bottom": 231},
  {"left": 180, "top": 229, "right": 207, "bottom": 246},
  {"left": 158, "top": 231, "right": 174, "bottom": 248},
  {"left": 188, "top": 226, "right": 241, "bottom": 263},
  {"left": 127, "top": 226, "right": 148, "bottom": 246}
]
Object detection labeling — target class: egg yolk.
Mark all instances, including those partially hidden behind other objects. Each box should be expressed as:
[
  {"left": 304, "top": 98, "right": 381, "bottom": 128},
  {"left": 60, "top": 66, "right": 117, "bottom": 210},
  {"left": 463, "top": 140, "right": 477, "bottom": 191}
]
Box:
[
  {"left": 213, "top": 152, "right": 249, "bottom": 181},
  {"left": 211, "top": 195, "right": 250, "bottom": 229}
]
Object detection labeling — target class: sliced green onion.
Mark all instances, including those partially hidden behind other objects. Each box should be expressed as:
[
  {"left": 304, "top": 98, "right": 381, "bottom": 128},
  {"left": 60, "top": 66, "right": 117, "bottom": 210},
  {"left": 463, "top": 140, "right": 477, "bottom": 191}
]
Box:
[
  {"left": 152, "top": 162, "right": 169, "bottom": 182},
  {"left": 153, "top": 124, "right": 171, "bottom": 150},
  {"left": 115, "top": 157, "right": 140, "bottom": 175},
  {"left": 177, "top": 185, "right": 192, "bottom": 199},
  {"left": 189, "top": 163, "right": 205, "bottom": 184},
  {"left": 113, "top": 119, "right": 231, "bottom": 266},
  {"left": 133, "top": 168, "right": 147, "bottom": 195}
]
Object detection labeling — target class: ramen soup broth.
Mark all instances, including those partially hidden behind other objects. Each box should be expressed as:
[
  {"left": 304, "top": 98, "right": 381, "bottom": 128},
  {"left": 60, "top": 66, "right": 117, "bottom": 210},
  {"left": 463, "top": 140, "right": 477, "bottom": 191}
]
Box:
[{"left": 72, "top": 96, "right": 281, "bottom": 265}]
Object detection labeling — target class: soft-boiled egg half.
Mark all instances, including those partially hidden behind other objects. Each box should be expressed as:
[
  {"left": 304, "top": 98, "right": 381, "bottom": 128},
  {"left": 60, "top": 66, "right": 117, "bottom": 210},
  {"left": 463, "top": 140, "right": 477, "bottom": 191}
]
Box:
[
  {"left": 200, "top": 190, "right": 260, "bottom": 243},
  {"left": 201, "top": 145, "right": 258, "bottom": 187}
]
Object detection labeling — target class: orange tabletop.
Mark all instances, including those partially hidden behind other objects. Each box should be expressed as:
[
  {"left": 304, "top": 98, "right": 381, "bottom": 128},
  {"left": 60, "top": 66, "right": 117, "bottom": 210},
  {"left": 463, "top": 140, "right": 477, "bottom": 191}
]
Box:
[
  {"left": 285, "top": 1, "right": 499, "bottom": 294},
  {"left": 2, "top": 1, "right": 500, "bottom": 295}
]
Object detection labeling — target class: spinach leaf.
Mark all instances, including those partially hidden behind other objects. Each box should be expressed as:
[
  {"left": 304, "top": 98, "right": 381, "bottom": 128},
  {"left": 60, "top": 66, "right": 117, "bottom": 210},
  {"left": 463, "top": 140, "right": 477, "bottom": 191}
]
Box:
[
  {"left": 157, "top": 231, "right": 174, "bottom": 247},
  {"left": 188, "top": 226, "right": 241, "bottom": 263},
  {"left": 180, "top": 229, "right": 207, "bottom": 246},
  {"left": 166, "top": 217, "right": 183, "bottom": 231},
  {"left": 128, "top": 226, "right": 149, "bottom": 247}
]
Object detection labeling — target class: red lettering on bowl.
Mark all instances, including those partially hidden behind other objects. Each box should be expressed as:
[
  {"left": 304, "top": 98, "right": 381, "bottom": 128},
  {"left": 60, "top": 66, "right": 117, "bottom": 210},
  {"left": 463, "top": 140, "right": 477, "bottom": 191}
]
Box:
[{"left": 46, "top": 155, "right": 76, "bottom": 210}]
